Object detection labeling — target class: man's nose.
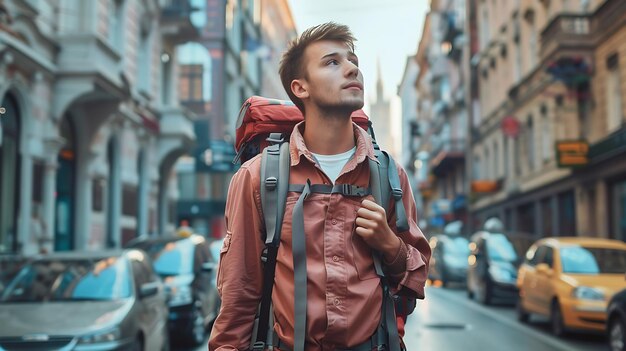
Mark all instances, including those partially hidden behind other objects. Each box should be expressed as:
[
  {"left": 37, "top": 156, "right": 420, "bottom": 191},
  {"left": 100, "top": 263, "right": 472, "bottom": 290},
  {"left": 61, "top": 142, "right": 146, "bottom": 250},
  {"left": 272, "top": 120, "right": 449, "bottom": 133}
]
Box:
[{"left": 345, "top": 61, "right": 359, "bottom": 78}]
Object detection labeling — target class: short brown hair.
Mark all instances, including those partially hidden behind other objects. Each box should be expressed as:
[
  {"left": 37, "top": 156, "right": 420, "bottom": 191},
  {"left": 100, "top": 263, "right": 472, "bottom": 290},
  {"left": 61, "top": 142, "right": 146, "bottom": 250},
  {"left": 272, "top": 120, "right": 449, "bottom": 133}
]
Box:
[{"left": 279, "top": 22, "right": 356, "bottom": 113}]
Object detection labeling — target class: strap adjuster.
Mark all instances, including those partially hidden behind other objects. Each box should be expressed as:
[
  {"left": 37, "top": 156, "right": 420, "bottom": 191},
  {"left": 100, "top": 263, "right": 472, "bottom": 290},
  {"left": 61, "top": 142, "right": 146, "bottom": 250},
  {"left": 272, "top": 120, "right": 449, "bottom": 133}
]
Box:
[
  {"left": 265, "top": 177, "right": 277, "bottom": 191},
  {"left": 391, "top": 188, "right": 403, "bottom": 200}
]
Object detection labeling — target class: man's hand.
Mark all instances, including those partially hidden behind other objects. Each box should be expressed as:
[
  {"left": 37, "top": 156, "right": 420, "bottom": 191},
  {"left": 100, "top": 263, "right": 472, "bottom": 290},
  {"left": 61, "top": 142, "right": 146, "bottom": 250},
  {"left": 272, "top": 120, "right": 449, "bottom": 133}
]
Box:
[{"left": 355, "top": 199, "right": 401, "bottom": 261}]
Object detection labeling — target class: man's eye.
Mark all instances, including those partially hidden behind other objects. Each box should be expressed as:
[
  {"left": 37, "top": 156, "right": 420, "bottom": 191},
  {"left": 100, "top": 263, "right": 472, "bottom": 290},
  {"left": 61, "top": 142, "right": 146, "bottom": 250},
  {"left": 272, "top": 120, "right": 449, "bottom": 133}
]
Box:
[
  {"left": 350, "top": 59, "right": 359, "bottom": 67},
  {"left": 327, "top": 59, "right": 338, "bottom": 65}
]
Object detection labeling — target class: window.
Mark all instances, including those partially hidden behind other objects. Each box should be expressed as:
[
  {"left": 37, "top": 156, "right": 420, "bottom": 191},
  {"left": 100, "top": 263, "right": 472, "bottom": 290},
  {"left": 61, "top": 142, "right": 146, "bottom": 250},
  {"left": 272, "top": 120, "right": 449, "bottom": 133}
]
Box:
[
  {"left": 514, "top": 136, "right": 522, "bottom": 176},
  {"left": 137, "top": 16, "right": 152, "bottom": 94},
  {"left": 541, "top": 110, "right": 552, "bottom": 162},
  {"left": 543, "top": 247, "right": 554, "bottom": 268},
  {"left": 108, "top": 0, "right": 124, "bottom": 50},
  {"left": 493, "top": 141, "right": 499, "bottom": 179},
  {"left": 484, "top": 148, "right": 490, "bottom": 179},
  {"left": 474, "top": 155, "right": 481, "bottom": 180},
  {"left": 526, "top": 117, "right": 535, "bottom": 172},
  {"left": 528, "top": 21, "right": 537, "bottom": 68},
  {"left": 504, "top": 137, "right": 510, "bottom": 178},
  {"left": 179, "top": 64, "right": 204, "bottom": 102},
  {"left": 528, "top": 245, "right": 546, "bottom": 266},
  {"left": 177, "top": 43, "right": 213, "bottom": 105},
  {"left": 606, "top": 54, "right": 623, "bottom": 133}
]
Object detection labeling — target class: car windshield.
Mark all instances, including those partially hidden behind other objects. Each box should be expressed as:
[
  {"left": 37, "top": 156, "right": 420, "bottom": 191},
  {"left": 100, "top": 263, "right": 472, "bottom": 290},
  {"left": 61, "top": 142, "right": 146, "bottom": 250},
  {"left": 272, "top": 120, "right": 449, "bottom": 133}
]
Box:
[
  {"left": 486, "top": 234, "right": 518, "bottom": 262},
  {"left": 444, "top": 237, "right": 470, "bottom": 256},
  {"left": 132, "top": 239, "right": 194, "bottom": 276},
  {"left": 560, "top": 246, "right": 626, "bottom": 274},
  {"left": 0, "top": 257, "right": 29, "bottom": 295},
  {"left": 0, "top": 257, "right": 131, "bottom": 303}
]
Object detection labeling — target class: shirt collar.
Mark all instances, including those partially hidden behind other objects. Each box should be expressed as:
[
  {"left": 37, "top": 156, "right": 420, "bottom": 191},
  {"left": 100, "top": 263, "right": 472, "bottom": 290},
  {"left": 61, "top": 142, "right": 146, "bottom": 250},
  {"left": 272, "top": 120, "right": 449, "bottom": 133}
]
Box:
[{"left": 289, "top": 121, "right": 378, "bottom": 166}]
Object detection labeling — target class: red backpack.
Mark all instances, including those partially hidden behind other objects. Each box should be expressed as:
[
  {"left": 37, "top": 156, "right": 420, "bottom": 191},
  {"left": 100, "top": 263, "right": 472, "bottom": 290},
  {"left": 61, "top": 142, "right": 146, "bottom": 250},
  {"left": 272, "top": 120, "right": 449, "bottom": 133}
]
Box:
[
  {"left": 233, "top": 96, "right": 414, "bottom": 351},
  {"left": 234, "top": 96, "right": 371, "bottom": 164}
]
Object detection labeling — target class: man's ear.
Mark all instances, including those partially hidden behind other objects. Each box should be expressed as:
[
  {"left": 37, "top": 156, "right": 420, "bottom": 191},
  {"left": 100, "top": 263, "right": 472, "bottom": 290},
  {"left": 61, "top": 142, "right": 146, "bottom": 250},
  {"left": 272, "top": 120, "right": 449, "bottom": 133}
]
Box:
[{"left": 291, "top": 79, "right": 309, "bottom": 100}]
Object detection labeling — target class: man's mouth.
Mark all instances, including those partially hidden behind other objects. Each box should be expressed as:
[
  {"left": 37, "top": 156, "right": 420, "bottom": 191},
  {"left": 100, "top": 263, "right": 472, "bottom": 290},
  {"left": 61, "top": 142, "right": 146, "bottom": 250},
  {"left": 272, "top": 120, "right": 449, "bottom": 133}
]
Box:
[{"left": 343, "top": 82, "right": 363, "bottom": 91}]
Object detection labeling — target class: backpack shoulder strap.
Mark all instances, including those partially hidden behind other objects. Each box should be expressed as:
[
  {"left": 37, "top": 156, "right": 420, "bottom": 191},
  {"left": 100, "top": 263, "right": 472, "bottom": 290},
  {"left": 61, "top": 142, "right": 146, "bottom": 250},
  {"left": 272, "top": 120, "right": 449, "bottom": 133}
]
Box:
[
  {"left": 252, "top": 133, "right": 290, "bottom": 350},
  {"left": 373, "top": 148, "right": 409, "bottom": 233}
]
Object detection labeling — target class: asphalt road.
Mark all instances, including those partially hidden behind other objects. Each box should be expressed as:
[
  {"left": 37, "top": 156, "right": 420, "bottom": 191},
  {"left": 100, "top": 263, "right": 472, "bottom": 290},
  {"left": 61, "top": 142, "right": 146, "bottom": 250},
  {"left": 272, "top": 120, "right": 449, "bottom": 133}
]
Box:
[{"left": 403, "top": 285, "right": 605, "bottom": 351}]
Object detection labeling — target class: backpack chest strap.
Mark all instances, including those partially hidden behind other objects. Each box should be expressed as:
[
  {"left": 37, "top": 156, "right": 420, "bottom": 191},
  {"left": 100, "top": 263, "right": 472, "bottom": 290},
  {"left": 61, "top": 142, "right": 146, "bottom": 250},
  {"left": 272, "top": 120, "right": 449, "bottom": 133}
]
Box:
[{"left": 288, "top": 183, "right": 371, "bottom": 197}]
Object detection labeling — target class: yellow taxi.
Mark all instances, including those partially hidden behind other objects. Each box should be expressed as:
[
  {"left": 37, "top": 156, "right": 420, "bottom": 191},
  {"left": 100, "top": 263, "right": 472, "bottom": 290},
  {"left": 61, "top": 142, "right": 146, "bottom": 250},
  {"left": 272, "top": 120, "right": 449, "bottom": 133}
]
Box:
[{"left": 516, "top": 237, "right": 626, "bottom": 337}]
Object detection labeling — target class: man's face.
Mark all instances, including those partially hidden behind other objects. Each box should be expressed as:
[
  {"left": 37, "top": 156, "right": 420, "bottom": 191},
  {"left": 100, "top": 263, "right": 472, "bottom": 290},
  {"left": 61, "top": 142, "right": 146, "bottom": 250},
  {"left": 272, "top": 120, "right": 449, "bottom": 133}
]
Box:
[{"left": 296, "top": 40, "right": 364, "bottom": 114}]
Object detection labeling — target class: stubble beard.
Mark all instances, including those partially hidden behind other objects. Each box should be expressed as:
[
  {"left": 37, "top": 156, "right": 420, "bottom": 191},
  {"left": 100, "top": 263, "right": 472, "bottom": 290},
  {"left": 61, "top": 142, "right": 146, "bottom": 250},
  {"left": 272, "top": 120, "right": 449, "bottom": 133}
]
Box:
[{"left": 317, "top": 96, "right": 364, "bottom": 121}]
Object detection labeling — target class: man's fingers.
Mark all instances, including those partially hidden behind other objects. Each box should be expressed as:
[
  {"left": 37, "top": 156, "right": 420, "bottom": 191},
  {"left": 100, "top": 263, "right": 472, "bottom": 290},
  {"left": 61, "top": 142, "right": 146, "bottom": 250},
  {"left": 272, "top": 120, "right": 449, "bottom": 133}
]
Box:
[
  {"left": 355, "top": 217, "right": 374, "bottom": 229},
  {"left": 360, "top": 199, "right": 382, "bottom": 211},
  {"left": 355, "top": 226, "right": 374, "bottom": 237}
]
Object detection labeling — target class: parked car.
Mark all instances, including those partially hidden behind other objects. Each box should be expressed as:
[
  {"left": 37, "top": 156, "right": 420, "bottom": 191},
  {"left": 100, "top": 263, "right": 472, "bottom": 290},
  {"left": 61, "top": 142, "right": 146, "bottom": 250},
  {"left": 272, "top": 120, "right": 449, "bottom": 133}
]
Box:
[
  {"left": 608, "top": 287, "right": 626, "bottom": 351},
  {"left": 428, "top": 234, "right": 470, "bottom": 286},
  {"left": 0, "top": 254, "right": 29, "bottom": 294},
  {"left": 0, "top": 250, "right": 169, "bottom": 351},
  {"left": 517, "top": 237, "right": 626, "bottom": 337},
  {"left": 209, "top": 237, "right": 225, "bottom": 316},
  {"left": 127, "top": 234, "right": 219, "bottom": 346},
  {"left": 467, "top": 228, "right": 532, "bottom": 305}
]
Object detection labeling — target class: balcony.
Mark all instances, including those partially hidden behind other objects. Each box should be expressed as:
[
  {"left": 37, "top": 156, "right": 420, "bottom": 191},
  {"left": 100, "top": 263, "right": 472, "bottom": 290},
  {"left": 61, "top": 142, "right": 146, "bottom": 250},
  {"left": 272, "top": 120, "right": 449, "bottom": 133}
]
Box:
[
  {"left": 429, "top": 139, "right": 466, "bottom": 176},
  {"left": 53, "top": 34, "right": 128, "bottom": 121},
  {"left": 161, "top": 0, "right": 200, "bottom": 44},
  {"left": 540, "top": 14, "right": 594, "bottom": 61}
]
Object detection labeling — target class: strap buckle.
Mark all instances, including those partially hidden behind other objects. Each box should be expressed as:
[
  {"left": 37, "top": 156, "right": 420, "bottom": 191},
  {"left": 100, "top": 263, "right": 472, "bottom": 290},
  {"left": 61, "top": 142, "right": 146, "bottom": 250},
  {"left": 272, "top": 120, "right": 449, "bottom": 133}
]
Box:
[
  {"left": 252, "top": 341, "right": 266, "bottom": 351},
  {"left": 342, "top": 184, "right": 367, "bottom": 197},
  {"left": 266, "top": 135, "right": 285, "bottom": 144},
  {"left": 260, "top": 247, "right": 268, "bottom": 263},
  {"left": 391, "top": 188, "right": 403, "bottom": 200},
  {"left": 265, "top": 177, "right": 277, "bottom": 191}
]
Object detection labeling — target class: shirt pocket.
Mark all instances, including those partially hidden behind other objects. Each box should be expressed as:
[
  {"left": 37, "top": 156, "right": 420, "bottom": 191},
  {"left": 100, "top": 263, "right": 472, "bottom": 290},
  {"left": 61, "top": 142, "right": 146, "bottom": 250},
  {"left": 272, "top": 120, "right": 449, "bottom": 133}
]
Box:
[
  {"left": 349, "top": 202, "right": 378, "bottom": 281},
  {"left": 216, "top": 231, "right": 232, "bottom": 291}
]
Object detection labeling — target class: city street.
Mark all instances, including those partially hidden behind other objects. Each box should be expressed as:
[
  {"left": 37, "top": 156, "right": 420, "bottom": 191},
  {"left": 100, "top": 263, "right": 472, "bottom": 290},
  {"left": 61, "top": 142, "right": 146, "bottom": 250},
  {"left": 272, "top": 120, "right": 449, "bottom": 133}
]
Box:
[
  {"left": 179, "top": 284, "right": 606, "bottom": 351},
  {"left": 403, "top": 285, "right": 605, "bottom": 351}
]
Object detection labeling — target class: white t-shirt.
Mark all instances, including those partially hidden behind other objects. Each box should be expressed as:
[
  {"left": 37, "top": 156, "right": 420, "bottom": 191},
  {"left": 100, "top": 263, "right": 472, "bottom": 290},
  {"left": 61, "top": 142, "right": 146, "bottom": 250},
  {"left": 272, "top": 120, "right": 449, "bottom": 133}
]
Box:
[{"left": 311, "top": 146, "right": 356, "bottom": 184}]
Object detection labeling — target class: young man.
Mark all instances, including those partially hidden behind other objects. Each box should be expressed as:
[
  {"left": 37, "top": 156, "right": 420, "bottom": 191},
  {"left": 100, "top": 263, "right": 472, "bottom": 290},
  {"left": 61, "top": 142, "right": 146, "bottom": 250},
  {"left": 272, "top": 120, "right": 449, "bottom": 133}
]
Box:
[{"left": 209, "top": 22, "right": 430, "bottom": 350}]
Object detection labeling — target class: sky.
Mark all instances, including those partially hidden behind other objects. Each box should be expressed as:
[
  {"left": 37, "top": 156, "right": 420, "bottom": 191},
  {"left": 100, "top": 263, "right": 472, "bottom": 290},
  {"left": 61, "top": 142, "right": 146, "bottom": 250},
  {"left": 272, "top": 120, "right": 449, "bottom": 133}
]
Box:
[{"left": 286, "top": 0, "right": 429, "bottom": 153}]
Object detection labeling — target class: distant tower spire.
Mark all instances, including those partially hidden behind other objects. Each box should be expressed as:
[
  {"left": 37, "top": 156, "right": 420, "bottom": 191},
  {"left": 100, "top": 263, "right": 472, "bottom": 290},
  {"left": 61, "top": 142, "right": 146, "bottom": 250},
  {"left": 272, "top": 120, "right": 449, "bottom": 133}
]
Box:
[{"left": 376, "top": 58, "right": 384, "bottom": 101}]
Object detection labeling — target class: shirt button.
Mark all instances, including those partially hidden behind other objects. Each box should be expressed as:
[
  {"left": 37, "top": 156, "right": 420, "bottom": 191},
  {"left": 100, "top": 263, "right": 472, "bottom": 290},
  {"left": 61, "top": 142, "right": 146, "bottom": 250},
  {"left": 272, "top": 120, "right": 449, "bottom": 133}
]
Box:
[
  {"left": 332, "top": 256, "right": 340, "bottom": 262},
  {"left": 331, "top": 219, "right": 337, "bottom": 225},
  {"left": 334, "top": 298, "right": 341, "bottom": 306}
]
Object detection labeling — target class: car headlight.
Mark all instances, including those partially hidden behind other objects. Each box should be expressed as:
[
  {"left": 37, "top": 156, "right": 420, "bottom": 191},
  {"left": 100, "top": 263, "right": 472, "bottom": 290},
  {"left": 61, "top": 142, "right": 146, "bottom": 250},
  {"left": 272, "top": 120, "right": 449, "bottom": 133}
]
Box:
[
  {"left": 572, "top": 286, "right": 604, "bottom": 301},
  {"left": 78, "top": 328, "right": 121, "bottom": 344},
  {"left": 168, "top": 284, "right": 193, "bottom": 306},
  {"left": 489, "top": 265, "right": 514, "bottom": 283}
]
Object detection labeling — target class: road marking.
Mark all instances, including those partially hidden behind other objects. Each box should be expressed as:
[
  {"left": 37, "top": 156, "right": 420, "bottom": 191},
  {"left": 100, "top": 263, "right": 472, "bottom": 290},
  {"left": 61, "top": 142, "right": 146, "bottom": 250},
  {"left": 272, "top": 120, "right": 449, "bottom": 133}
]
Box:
[{"left": 431, "top": 288, "right": 578, "bottom": 351}]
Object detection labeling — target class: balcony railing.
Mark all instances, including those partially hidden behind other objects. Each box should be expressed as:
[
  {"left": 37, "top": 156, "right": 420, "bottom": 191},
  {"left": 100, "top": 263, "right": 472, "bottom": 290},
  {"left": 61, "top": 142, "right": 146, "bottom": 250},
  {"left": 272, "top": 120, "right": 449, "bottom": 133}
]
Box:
[
  {"left": 430, "top": 139, "right": 466, "bottom": 176},
  {"left": 161, "top": 0, "right": 200, "bottom": 44},
  {"left": 541, "top": 14, "right": 594, "bottom": 60}
]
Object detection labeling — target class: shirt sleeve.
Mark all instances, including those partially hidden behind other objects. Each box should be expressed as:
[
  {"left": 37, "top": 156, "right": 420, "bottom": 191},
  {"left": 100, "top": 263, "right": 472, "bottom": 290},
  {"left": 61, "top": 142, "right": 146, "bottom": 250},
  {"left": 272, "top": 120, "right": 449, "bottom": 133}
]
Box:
[
  {"left": 209, "top": 165, "right": 265, "bottom": 350},
  {"left": 386, "top": 163, "right": 431, "bottom": 299}
]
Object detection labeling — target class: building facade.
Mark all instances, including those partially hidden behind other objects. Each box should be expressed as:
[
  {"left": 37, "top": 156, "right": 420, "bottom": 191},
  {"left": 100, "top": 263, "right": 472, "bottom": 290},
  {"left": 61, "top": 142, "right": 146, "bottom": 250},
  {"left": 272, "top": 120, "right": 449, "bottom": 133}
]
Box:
[
  {"left": 175, "top": 0, "right": 296, "bottom": 238},
  {"left": 467, "top": 0, "right": 626, "bottom": 241},
  {"left": 259, "top": 0, "right": 297, "bottom": 100},
  {"left": 0, "top": 0, "right": 197, "bottom": 254},
  {"left": 413, "top": 0, "right": 469, "bottom": 233}
]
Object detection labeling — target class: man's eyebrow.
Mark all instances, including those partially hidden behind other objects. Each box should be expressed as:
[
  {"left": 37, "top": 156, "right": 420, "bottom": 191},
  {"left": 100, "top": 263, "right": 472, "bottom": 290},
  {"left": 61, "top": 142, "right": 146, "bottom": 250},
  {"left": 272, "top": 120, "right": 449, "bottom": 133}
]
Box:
[
  {"left": 320, "top": 52, "right": 359, "bottom": 61},
  {"left": 320, "top": 52, "right": 340, "bottom": 60}
]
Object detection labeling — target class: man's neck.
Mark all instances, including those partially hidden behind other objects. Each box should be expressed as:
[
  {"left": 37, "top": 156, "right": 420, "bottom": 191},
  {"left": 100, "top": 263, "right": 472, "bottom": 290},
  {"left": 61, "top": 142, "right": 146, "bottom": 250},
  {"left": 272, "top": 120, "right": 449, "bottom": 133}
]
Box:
[{"left": 302, "top": 107, "right": 356, "bottom": 155}]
